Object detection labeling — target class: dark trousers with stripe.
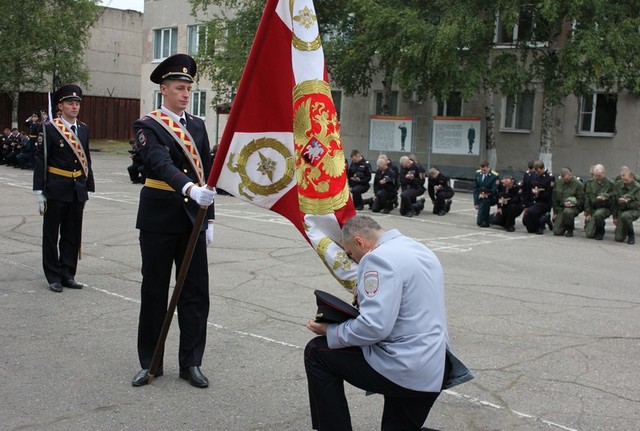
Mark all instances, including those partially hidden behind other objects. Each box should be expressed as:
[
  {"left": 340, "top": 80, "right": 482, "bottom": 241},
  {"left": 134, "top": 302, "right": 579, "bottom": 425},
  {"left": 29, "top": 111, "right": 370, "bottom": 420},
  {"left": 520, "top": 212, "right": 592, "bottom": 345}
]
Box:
[
  {"left": 137, "top": 229, "right": 210, "bottom": 369},
  {"left": 42, "top": 198, "right": 85, "bottom": 283},
  {"left": 304, "top": 336, "right": 446, "bottom": 431}
]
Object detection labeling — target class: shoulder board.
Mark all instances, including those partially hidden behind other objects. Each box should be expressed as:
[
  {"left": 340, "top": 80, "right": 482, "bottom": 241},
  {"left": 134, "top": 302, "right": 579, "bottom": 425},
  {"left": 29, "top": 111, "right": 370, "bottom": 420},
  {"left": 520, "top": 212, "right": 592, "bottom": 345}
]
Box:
[
  {"left": 491, "top": 170, "right": 499, "bottom": 176},
  {"left": 476, "top": 169, "right": 482, "bottom": 173}
]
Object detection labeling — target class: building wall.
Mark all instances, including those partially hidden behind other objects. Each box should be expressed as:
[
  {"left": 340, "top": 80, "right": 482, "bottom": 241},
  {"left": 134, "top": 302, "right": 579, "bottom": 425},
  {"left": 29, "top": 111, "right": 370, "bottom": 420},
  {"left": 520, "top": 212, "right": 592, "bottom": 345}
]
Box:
[
  {"left": 140, "top": 0, "right": 639, "bottom": 178},
  {"left": 140, "top": 0, "right": 227, "bottom": 145},
  {"left": 85, "top": 8, "right": 143, "bottom": 98}
]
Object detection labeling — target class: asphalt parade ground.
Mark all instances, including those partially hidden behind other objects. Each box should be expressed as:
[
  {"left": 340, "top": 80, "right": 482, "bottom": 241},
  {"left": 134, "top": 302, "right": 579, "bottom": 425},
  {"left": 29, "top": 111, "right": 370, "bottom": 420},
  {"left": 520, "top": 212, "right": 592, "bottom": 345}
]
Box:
[{"left": 1, "top": 152, "right": 639, "bottom": 431}]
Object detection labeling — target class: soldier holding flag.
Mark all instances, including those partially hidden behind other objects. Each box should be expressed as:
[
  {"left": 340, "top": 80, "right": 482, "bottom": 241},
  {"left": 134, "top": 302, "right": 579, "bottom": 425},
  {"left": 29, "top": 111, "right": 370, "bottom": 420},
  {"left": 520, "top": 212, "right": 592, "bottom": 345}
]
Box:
[{"left": 131, "top": 54, "right": 216, "bottom": 388}]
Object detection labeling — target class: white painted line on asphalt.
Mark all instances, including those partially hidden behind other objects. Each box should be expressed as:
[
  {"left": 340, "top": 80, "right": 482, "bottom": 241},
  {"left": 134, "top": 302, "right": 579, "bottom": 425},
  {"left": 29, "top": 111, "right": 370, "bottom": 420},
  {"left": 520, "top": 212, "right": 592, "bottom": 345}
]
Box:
[
  {"left": 2, "top": 226, "right": 580, "bottom": 431},
  {"left": 445, "top": 390, "right": 580, "bottom": 431}
]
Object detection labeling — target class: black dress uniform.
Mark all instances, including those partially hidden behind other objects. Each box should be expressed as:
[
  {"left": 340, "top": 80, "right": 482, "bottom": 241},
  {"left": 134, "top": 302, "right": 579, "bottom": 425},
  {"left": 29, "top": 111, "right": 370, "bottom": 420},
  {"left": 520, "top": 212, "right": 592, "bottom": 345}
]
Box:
[
  {"left": 428, "top": 171, "right": 455, "bottom": 215},
  {"left": 347, "top": 157, "right": 372, "bottom": 210},
  {"left": 522, "top": 170, "right": 555, "bottom": 234},
  {"left": 33, "top": 85, "right": 94, "bottom": 291},
  {"left": 133, "top": 54, "right": 215, "bottom": 387},
  {"left": 490, "top": 179, "right": 524, "bottom": 231},
  {"left": 399, "top": 160, "right": 426, "bottom": 217},
  {"left": 371, "top": 166, "right": 398, "bottom": 213}
]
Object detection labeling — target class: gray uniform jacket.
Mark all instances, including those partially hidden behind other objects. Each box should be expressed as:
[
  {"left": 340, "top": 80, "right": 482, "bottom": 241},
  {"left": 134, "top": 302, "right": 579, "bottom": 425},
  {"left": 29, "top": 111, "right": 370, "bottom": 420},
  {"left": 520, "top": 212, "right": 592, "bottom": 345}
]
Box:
[{"left": 327, "top": 229, "right": 449, "bottom": 392}]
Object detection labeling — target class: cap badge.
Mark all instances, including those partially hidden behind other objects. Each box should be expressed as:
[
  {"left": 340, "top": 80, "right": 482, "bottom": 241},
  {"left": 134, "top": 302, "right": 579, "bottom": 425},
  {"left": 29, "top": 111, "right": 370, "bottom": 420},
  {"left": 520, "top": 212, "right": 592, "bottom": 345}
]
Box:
[{"left": 182, "top": 67, "right": 188, "bottom": 73}]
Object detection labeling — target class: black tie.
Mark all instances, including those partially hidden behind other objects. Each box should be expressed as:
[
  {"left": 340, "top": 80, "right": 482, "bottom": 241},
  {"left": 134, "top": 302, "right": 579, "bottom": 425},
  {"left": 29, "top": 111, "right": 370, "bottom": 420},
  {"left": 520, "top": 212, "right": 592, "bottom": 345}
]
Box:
[
  {"left": 71, "top": 125, "right": 77, "bottom": 135},
  {"left": 180, "top": 118, "right": 186, "bottom": 127}
]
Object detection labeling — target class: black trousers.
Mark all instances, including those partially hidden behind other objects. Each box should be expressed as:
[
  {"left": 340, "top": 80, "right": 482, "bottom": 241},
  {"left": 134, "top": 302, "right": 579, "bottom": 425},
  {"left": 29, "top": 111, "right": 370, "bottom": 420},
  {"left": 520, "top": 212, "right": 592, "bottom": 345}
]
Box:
[
  {"left": 491, "top": 204, "right": 523, "bottom": 228},
  {"left": 350, "top": 184, "right": 370, "bottom": 208},
  {"left": 42, "top": 198, "right": 85, "bottom": 283},
  {"left": 304, "top": 336, "right": 444, "bottom": 431},
  {"left": 372, "top": 189, "right": 397, "bottom": 212},
  {"left": 522, "top": 203, "right": 550, "bottom": 233},
  {"left": 432, "top": 190, "right": 454, "bottom": 214},
  {"left": 137, "top": 229, "right": 210, "bottom": 369},
  {"left": 400, "top": 188, "right": 423, "bottom": 215}
]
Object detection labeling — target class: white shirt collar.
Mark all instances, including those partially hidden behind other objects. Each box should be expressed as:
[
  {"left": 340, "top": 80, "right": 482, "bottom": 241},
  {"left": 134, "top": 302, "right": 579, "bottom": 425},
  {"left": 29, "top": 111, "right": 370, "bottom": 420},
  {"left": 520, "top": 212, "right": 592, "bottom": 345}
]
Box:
[
  {"left": 160, "top": 106, "right": 186, "bottom": 124},
  {"left": 59, "top": 116, "right": 78, "bottom": 130}
]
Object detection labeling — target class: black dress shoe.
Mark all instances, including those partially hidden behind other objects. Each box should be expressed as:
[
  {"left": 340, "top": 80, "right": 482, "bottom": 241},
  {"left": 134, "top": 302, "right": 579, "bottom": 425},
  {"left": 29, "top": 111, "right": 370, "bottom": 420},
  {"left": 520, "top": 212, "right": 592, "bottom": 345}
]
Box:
[
  {"left": 49, "top": 282, "right": 63, "bottom": 293},
  {"left": 506, "top": 226, "right": 515, "bottom": 232},
  {"left": 445, "top": 199, "right": 452, "bottom": 213},
  {"left": 479, "top": 222, "right": 490, "bottom": 228},
  {"left": 62, "top": 278, "right": 84, "bottom": 289},
  {"left": 132, "top": 368, "right": 163, "bottom": 386},
  {"left": 564, "top": 229, "right": 574, "bottom": 237},
  {"left": 180, "top": 366, "right": 209, "bottom": 388},
  {"left": 627, "top": 234, "right": 635, "bottom": 245}
]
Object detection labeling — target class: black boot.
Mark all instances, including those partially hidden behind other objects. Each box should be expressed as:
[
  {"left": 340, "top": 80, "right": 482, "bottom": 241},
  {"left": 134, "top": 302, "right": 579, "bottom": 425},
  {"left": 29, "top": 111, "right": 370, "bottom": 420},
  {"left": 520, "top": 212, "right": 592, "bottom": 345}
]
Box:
[
  {"left": 628, "top": 228, "right": 635, "bottom": 245},
  {"left": 594, "top": 224, "right": 604, "bottom": 240}
]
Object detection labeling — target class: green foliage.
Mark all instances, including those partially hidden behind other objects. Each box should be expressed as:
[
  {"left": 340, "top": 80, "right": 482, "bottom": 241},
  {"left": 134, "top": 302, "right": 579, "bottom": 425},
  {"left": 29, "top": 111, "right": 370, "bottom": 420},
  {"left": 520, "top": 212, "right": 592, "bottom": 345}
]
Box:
[
  {"left": 189, "top": 0, "right": 640, "bottom": 108},
  {"left": 0, "top": 0, "right": 101, "bottom": 96}
]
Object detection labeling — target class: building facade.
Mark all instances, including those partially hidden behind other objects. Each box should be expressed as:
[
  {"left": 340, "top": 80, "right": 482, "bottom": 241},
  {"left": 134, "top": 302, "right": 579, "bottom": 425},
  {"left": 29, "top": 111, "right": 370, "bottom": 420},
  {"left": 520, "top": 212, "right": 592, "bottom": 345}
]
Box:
[{"left": 141, "top": 0, "right": 639, "bottom": 179}]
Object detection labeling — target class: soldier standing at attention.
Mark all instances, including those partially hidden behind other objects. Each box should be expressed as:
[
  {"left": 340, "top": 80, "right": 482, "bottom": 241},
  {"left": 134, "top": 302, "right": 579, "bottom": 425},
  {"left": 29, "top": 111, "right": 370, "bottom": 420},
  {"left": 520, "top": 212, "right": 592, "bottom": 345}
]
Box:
[
  {"left": 583, "top": 164, "right": 615, "bottom": 240},
  {"left": 551, "top": 167, "right": 584, "bottom": 237},
  {"left": 32, "top": 85, "right": 94, "bottom": 293},
  {"left": 131, "top": 54, "right": 216, "bottom": 388}
]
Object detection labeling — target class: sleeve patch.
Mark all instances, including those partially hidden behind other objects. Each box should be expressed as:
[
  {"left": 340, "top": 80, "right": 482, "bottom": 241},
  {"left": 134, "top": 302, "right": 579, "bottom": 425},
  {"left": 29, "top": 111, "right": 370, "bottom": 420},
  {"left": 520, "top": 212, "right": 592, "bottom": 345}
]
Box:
[
  {"left": 136, "top": 129, "right": 147, "bottom": 148},
  {"left": 363, "top": 270, "right": 379, "bottom": 297}
]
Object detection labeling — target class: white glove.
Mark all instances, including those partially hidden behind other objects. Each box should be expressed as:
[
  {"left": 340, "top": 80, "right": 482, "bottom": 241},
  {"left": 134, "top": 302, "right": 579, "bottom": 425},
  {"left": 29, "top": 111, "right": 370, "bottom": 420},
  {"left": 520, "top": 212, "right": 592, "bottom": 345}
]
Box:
[
  {"left": 188, "top": 184, "right": 216, "bottom": 206},
  {"left": 206, "top": 222, "right": 214, "bottom": 246},
  {"left": 34, "top": 190, "right": 47, "bottom": 215}
]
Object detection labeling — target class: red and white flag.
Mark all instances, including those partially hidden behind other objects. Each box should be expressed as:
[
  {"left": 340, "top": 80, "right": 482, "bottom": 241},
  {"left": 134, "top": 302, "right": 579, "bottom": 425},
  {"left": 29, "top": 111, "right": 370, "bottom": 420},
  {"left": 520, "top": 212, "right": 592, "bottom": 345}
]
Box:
[{"left": 208, "top": 0, "right": 357, "bottom": 291}]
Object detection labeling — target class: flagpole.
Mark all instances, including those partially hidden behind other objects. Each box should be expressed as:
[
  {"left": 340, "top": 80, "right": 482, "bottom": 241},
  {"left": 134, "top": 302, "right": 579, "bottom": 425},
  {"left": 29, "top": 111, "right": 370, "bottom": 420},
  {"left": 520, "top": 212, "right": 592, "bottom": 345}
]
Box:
[{"left": 148, "top": 202, "right": 209, "bottom": 382}]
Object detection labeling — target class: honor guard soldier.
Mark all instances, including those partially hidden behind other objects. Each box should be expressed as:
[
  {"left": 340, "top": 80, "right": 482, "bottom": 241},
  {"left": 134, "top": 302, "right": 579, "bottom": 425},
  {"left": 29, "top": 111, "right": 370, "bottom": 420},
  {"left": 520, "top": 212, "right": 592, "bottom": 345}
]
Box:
[
  {"left": 131, "top": 54, "right": 216, "bottom": 388},
  {"left": 32, "top": 84, "right": 94, "bottom": 293}
]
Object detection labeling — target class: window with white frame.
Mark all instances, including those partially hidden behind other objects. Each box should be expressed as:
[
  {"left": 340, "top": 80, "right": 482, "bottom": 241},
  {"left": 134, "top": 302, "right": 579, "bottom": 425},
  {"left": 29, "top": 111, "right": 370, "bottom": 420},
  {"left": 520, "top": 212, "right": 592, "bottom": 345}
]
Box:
[
  {"left": 502, "top": 91, "right": 535, "bottom": 131},
  {"left": 187, "top": 25, "right": 203, "bottom": 55},
  {"left": 153, "top": 27, "right": 177, "bottom": 60},
  {"left": 191, "top": 91, "right": 207, "bottom": 118},
  {"left": 375, "top": 91, "right": 398, "bottom": 115},
  {"left": 578, "top": 93, "right": 617, "bottom": 135},
  {"left": 436, "top": 92, "right": 463, "bottom": 117},
  {"left": 154, "top": 91, "right": 163, "bottom": 109},
  {"left": 494, "top": 7, "right": 548, "bottom": 45}
]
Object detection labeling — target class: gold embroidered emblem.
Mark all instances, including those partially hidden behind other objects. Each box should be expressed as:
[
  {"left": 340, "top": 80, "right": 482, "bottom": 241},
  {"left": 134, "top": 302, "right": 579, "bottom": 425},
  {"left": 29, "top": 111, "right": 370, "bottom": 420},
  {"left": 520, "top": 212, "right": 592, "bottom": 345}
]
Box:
[
  {"left": 293, "top": 5, "right": 316, "bottom": 29},
  {"left": 293, "top": 79, "right": 348, "bottom": 215},
  {"left": 290, "top": 1, "right": 321, "bottom": 51},
  {"left": 226, "top": 137, "right": 295, "bottom": 201}
]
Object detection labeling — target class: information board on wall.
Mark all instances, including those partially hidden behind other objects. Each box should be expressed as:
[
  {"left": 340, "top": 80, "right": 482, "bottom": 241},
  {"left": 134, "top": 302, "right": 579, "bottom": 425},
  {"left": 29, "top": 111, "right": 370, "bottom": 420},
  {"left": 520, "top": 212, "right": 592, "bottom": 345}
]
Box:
[
  {"left": 431, "top": 117, "right": 482, "bottom": 155},
  {"left": 369, "top": 115, "right": 413, "bottom": 152}
]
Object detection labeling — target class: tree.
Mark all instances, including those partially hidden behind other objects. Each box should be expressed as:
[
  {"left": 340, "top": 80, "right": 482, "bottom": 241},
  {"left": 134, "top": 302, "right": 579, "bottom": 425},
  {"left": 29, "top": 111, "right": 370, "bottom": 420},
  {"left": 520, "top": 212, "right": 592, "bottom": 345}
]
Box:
[
  {"left": 0, "top": 0, "right": 100, "bottom": 127},
  {"left": 492, "top": 0, "right": 640, "bottom": 173}
]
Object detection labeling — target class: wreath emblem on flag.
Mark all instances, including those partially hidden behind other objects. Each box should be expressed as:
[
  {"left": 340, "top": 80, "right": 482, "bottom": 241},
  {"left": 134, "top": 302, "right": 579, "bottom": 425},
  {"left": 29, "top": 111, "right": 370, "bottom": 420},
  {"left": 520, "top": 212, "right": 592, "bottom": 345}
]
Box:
[{"left": 226, "top": 137, "right": 295, "bottom": 201}]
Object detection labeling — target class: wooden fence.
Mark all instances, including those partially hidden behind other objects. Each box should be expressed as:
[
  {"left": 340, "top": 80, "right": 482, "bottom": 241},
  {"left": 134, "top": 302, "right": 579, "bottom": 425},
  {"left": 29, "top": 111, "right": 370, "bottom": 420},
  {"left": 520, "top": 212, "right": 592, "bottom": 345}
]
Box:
[{"left": 0, "top": 92, "right": 140, "bottom": 140}]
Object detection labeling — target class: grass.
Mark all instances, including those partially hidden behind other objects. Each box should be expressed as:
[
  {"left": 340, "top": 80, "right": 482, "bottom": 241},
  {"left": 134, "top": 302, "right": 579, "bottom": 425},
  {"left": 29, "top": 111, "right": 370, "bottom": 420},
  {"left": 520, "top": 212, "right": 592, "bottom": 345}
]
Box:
[{"left": 91, "top": 139, "right": 131, "bottom": 154}]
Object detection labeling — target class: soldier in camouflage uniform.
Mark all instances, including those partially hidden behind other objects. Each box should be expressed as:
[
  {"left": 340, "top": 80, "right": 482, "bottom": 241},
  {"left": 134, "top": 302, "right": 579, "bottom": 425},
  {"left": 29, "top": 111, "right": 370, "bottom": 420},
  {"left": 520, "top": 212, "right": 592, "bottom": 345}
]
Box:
[
  {"left": 583, "top": 164, "right": 615, "bottom": 240},
  {"left": 612, "top": 168, "right": 640, "bottom": 244},
  {"left": 551, "top": 167, "right": 584, "bottom": 237}
]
